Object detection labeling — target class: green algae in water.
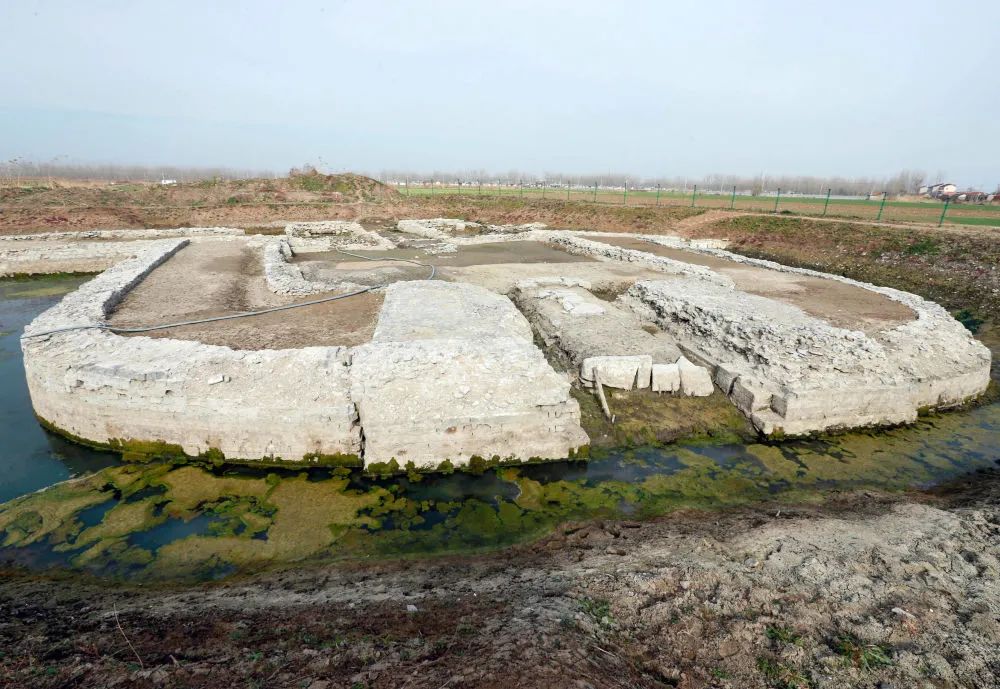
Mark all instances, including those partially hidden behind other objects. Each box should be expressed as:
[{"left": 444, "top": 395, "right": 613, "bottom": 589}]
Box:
[{"left": 1, "top": 397, "right": 998, "bottom": 583}]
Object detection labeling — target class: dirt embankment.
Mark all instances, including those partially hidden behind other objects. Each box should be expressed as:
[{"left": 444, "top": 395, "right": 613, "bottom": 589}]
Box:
[
  {"left": 2, "top": 477, "right": 998, "bottom": 689},
  {"left": 0, "top": 173, "right": 398, "bottom": 235}
]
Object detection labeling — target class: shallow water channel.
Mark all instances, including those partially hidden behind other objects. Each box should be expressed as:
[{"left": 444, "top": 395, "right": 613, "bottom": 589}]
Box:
[{"left": 1, "top": 275, "right": 997, "bottom": 583}]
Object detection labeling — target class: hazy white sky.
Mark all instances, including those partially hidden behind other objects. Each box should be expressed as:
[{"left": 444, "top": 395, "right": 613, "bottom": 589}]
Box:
[{"left": 2, "top": 0, "right": 997, "bottom": 186}]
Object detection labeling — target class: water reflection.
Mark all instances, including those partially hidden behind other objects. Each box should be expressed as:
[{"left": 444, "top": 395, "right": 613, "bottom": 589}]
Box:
[{"left": 0, "top": 276, "right": 121, "bottom": 503}]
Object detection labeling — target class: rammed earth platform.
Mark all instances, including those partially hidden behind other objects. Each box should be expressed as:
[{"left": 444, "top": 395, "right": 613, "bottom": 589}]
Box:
[{"left": 15, "top": 221, "right": 992, "bottom": 470}]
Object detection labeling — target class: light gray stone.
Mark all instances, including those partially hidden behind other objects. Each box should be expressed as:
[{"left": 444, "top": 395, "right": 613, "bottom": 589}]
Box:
[
  {"left": 651, "top": 363, "right": 680, "bottom": 393},
  {"left": 677, "top": 356, "right": 715, "bottom": 397},
  {"left": 580, "top": 355, "right": 652, "bottom": 390}
]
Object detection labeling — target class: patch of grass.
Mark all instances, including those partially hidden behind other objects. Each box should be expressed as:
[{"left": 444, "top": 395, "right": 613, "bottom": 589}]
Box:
[
  {"left": 833, "top": 634, "right": 893, "bottom": 671},
  {"left": 709, "top": 667, "right": 731, "bottom": 679},
  {"left": 903, "top": 237, "right": 941, "bottom": 256},
  {"left": 579, "top": 597, "right": 612, "bottom": 625},
  {"left": 765, "top": 624, "right": 802, "bottom": 645},
  {"left": 756, "top": 657, "right": 812, "bottom": 688}
]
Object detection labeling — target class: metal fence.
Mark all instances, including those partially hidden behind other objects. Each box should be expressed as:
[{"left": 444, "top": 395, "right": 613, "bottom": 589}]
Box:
[{"left": 391, "top": 181, "right": 1000, "bottom": 229}]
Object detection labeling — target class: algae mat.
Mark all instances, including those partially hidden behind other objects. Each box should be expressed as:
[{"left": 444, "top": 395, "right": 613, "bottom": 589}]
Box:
[{"left": 2, "top": 401, "right": 998, "bottom": 582}]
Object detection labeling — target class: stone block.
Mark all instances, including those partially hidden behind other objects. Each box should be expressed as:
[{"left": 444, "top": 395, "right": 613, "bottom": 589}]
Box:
[
  {"left": 580, "top": 355, "right": 652, "bottom": 390},
  {"left": 651, "top": 363, "right": 680, "bottom": 393},
  {"left": 677, "top": 356, "right": 714, "bottom": 396}
]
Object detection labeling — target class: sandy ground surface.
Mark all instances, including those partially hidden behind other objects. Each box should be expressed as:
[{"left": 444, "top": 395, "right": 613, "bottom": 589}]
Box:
[
  {"left": 1, "top": 475, "right": 997, "bottom": 689},
  {"left": 108, "top": 241, "right": 382, "bottom": 349},
  {"left": 295, "top": 240, "right": 593, "bottom": 266},
  {"left": 594, "top": 235, "right": 916, "bottom": 332}
]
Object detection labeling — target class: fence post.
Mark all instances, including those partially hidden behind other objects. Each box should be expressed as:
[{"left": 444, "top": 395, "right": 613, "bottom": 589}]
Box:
[
  {"left": 938, "top": 198, "right": 950, "bottom": 227},
  {"left": 497, "top": 180, "right": 501, "bottom": 199},
  {"left": 656, "top": 183, "right": 661, "bottom": 206},
  {"left": 405, "top": 178, "right": 409, "bottom": 197},
  {"left": 593, "top": 182, "right": 597, "bottom": 203},
  {"left": 822, "top": 187, "right": 831, "bottom": 216},
  {"left": 773, "top": 187, "right": 781, "bottom": 213},
  {"left": 690, "top": 184, "right": 697, "bottom": 207},
  {"left": 542, "top": 182, "right": 546, "bottom": 200},
  {"left": 519, "top": 180, "right": 523, "bottom": 199},
  {"left": 566, "top": 181, "right": 570, "bottom": 202},
  {"left": 623, "top": 179, "right": 628, "bottom": 205},
  {"left": 876, "top": 191, "right": 888, "bottom": 222},
  {"left": 730, "top": 185, "right": 737, "bottom": 210}
]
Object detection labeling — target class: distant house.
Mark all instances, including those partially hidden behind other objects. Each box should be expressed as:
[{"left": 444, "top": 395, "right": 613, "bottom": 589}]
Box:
[
  {"left": 956, "top": 191, "right": 988, "bottom": 203},
  {"left": 160, "top": 179, "right": 177, "bottom": 186},
  {"left": 918, "top": 185, "right": 930, "bottom": 195},
  {"left": 926, "top": 182, "right": 957, "bottom": 199}
]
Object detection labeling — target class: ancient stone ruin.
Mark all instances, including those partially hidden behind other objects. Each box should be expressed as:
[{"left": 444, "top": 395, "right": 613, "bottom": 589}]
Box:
[{"left": 7, "top": 219, "right": 990, "bottom": 470}]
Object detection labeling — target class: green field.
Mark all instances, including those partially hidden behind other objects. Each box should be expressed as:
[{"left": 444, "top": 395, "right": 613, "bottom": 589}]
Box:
[{"left": 393, "top": 184, "right": 1000, "bottom": 228}]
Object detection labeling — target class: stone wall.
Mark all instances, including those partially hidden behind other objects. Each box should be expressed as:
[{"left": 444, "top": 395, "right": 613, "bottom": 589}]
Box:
[
  {"left": 20, "top": 241, "right": 587, "bottom": 468},
  {"left": 352, "top": 281, "right": 588, "bottom": 467},
  {"left": 21, "top": 240, "right": 362, "bottom": 462},
  {"left": 0, "top": 228, "right": 245, "bottom": 277},
  {"left": 624, "top": 276, "right": 991, "bottom": 435}
]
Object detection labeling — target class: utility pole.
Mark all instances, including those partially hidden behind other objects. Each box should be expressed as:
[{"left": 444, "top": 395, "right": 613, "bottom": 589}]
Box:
[{"left": 730, "top": 184, "right": 737, "bottom": 210}]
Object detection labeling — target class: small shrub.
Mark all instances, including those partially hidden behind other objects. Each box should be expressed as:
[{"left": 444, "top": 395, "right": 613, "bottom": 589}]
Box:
[
  {"left": 766, "top": 624, "right": 802, "bottom": 645},
  {"left": 834, "top": 634, "right": 893, "bottom": 671},
  {"left": 757, "top": 658, "right": 813, "bottom": 689},
  {"left": 756, "top": 657, "right": 812, "bottom": 688}
]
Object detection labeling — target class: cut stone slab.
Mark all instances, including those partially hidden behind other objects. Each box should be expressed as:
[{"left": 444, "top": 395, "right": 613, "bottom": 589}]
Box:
[
  {"left": 350, "top": 337, "right": 587, "bottom": 467},
  {"left": 581, "top": 355, "right": 652, "bottom": 390},
  {"left": 651, "top": 363, "right": 680, "bottom": 393},
  {"left": 677, "top": 356, "right": 714, "bottom": 396},
  {"left": 373, "top": 280, "right": 533, "bottom": 343},
  {"left": 351, "top": 279, "right": 587, "bottom": 466},
  {"left": 512, "top": 283, "right": 680, "bottom": 390}
]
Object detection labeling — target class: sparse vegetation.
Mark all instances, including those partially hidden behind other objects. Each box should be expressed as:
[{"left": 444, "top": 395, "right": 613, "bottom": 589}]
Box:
[
  {"left": 833, "top": 634, "right": 893, "bottom": 671},
  {"left": 756, "top": 657, "right": 813, "bottom": 689}
]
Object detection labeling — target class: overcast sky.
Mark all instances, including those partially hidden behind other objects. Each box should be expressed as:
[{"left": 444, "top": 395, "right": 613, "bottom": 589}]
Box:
[{"left": 2, "top": 0, "right": 997, "bottom": 186}]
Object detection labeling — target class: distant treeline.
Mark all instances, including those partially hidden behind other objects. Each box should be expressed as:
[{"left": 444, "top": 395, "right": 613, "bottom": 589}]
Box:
[
  {"left": 1, "top": 160, "right": 276, "bottom": 183},
  {"left": 376, "top": 169, "right": 932, "bottom": 197}
]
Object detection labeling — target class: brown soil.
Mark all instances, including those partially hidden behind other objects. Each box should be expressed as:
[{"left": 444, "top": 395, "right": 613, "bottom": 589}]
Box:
[
  {"left": 2, "top": 478, "right": 998, "bottom": 689},
  {"left": 594, "top": 235, "right": 916, "bottom": 332},
  {"left": 108, "top": 241, "right": 381, "bottom": 349}
]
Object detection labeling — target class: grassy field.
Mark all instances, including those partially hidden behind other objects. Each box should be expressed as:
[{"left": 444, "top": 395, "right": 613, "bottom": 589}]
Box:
[{"left": 393, "top": 184, "right": 1000, "bottom": 228}]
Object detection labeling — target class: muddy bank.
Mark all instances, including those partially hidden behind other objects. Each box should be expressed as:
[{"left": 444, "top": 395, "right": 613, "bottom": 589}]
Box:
[{"left": 2, "top": 476, "right": 998, "bottom": 689}]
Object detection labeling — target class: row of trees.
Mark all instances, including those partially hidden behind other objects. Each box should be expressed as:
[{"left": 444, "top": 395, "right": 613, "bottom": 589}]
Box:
[
  {"left": 1, "top": 159, "right": 944, "bottom": 197},
  {"left": 376, "top": 169, "right": 934, "bottom": 197},
  {"left": 1, "top": 158, "right": 275, "bottom": 185}
]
